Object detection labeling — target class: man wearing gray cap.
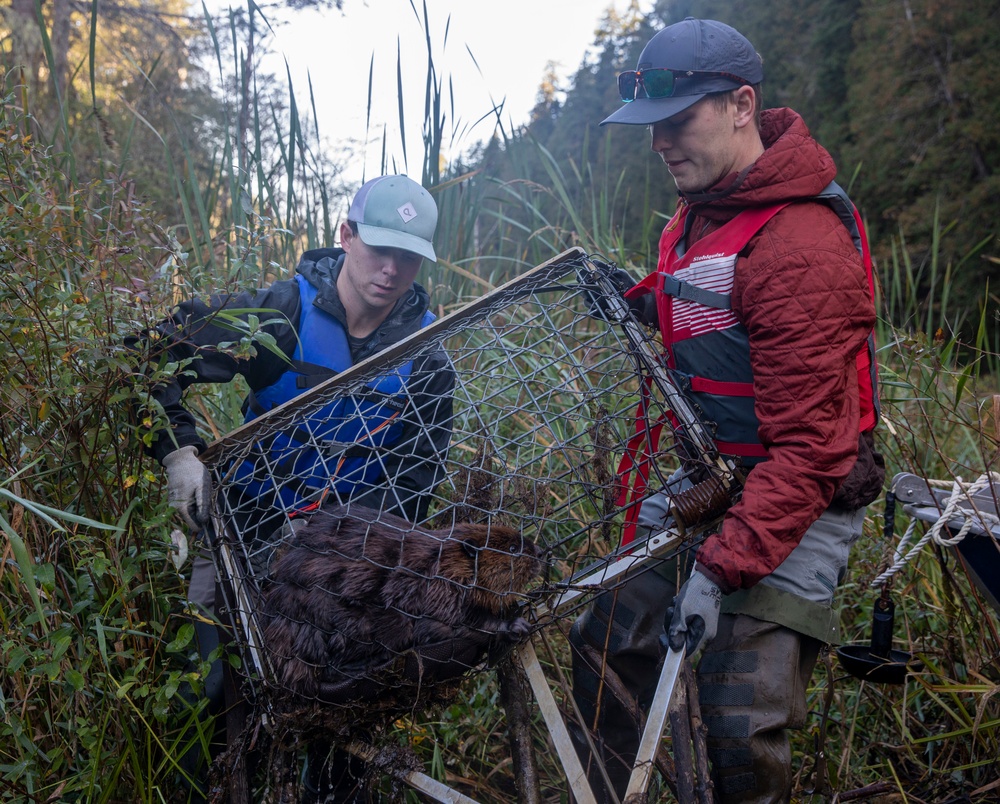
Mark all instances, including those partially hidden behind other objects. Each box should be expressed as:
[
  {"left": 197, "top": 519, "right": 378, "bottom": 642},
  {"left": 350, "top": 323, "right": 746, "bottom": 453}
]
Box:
[
  {"left": 155, "top": 173, "right": 451, "bottom": 530},
  {"left": 144, "top": 174, "right": 453, "bottom": 801},
  {"left": 571, "top": 18, "right": 883, "bottom": 803}
]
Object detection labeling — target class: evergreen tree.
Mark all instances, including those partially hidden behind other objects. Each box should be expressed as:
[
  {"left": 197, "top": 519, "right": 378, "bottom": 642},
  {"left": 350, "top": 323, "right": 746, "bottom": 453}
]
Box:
[
  {"left": 843, "top": 0, "right": 1000, "bottom": 328},
  {"left": 491, "top": 0, "right": 997, "bottom": 333},
  {"left": 647, "top": 0, "right": 861, "bottom": 166},
  {"left": 446, "top": 1, "right": 681, "bottom": 274}
]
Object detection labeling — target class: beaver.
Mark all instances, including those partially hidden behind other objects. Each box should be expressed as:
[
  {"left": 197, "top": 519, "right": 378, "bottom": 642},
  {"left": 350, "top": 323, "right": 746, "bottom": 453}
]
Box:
[{"left": 260, "top": 505, "right": 543, "bottom": 703}]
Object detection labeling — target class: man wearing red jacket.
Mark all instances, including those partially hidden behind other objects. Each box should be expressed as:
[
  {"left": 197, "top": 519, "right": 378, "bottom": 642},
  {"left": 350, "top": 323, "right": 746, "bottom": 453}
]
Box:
[{"left": 570, "top": 18, "right": 884, "bottom": 803}]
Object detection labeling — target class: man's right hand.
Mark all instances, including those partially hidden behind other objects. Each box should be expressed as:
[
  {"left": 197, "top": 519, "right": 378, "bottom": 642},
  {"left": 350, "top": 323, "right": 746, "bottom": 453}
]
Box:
[
  {"left": 162, "top": 445, "right": 213, "bottom": 530},
  {"left": 581, "top": 264, "right": 638, "bottom": 320}
]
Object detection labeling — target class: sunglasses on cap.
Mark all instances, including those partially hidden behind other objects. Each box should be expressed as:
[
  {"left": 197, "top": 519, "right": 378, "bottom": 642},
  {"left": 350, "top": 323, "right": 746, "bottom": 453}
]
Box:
[{"left": 617, "top": 68, "right": 750, "bottom": 103}]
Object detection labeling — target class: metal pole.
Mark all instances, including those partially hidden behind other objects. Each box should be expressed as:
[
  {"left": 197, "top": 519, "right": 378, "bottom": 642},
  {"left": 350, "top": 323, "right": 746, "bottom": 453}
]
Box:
[
  {"left": 624, "top": 647, "right": 685, "bottom": 798},
  {"left": 516, "top": 641, "right": 599, "bottom": 804}
]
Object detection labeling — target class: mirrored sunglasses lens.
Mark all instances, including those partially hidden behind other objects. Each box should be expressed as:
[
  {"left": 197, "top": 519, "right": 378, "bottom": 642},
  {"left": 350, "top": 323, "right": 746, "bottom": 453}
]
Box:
[
  {"left": 642, "top": 69, "right": 676, "bottom": 99},
  {"left": 618, "top": 72, "right": 639, "bottom": 102}
]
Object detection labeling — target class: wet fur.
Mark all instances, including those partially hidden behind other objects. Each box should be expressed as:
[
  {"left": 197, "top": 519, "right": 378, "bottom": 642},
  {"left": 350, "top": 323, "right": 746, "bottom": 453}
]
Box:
[{"left": 261, "top": 505, "right": 542, "bottom": 701}]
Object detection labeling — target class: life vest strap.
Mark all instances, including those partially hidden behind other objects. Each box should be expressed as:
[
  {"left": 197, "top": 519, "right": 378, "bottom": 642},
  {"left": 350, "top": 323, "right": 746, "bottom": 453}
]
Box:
[
  {"left": 689, "top": 376, "right": 754, "bottom": 398},
  {"left": 245, "top": 389, "right": 268, "bottom": 417},
  {"left": 293, "top": 359, "right": 337, "bottom": 389},
  {"left": 615, "top": 378, "right": 668, "bottom": 546},
  {"left": 714, "top": 439, "right": 769, "bottom": 459},
  {"left": 660, "top": 274, "right": 732, "bottom": 310}
]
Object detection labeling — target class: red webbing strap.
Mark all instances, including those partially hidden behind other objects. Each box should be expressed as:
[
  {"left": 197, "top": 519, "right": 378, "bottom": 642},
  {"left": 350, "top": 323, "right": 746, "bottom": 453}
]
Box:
[
  {"left": 713, "top": 439, "right": 768, "bottom": 459},
  {"left": 614, "top": 379, "right": 651, "bottom": 508},
  {"left": 857, "top": 347, "right": 878, "bottom": 431},
  {"left": 616, "top": 274, "right": 673, "bottom": 547},
  {"left": 689, "top": 377, "right": 754, "bottom": 397},
  {"left": 615, "top": 377, "right": 667, "bottom": 546}
]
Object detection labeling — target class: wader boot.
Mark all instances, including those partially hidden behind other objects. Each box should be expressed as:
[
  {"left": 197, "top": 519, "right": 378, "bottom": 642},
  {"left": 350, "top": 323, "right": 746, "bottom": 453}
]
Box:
[
  {"left": 567, "top": 480, "right": 861, "bottom": 802},
  {"left": 301, "top": 743, "right": 370, "bottom": 803},
  {"left": 697, "top": 613, "right": 821, "bottom": 803},
  {"left": 174, "top": 542, "right": 228, "bottom": 802},
  {"left": 568, "top": 566, "right": 679, "bottom": 803}
]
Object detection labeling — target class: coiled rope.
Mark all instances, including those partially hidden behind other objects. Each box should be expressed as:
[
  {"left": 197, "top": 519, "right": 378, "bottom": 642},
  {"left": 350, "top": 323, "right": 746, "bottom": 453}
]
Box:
[{"left": 871, "top": 472, "right": 1000, "bottom": 588}]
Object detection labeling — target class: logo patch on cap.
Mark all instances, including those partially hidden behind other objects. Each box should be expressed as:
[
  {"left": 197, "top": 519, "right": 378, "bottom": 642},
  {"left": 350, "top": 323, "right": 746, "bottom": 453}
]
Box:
[{"left": 397, "top": 202, "right": 418, "bottom": 223}]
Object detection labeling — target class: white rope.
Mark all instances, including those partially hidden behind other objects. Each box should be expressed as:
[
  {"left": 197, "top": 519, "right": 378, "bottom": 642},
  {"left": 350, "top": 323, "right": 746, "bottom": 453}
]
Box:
[{"left": 870, "top": 473, "right": 1000, "bottom": 588}]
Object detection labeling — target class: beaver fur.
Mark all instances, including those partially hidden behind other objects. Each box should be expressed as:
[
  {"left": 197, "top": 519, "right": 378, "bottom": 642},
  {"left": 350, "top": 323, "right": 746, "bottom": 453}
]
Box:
[{"left": 260, "top": 505, "right": 542, "bottom": 703}]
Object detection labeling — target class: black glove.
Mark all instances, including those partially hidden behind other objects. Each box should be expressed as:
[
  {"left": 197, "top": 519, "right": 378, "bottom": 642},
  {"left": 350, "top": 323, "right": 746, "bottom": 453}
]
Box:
[
  {"left": 579, "top": 262, "right": 656, "bottom": 325},
  {"left": 579, "top": 262, "right": 636, "bottom": 319}
]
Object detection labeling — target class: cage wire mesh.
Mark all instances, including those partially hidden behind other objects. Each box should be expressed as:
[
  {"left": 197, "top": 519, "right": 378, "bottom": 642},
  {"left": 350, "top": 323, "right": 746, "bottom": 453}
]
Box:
[{"left": 199, "top": 247, "right": 713, "bottom": 729}]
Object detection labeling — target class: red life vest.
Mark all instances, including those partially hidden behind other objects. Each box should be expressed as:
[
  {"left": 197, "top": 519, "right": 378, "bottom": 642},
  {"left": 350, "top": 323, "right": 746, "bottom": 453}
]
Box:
[{"left": 616, "top": 182, "right": 879, "bottom": 542}]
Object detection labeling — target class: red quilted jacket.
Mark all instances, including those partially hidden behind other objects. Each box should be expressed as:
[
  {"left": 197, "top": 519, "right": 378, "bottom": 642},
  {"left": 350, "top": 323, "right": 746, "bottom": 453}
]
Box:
[{"left": 680, "top": 108, "right": 881, "bottom": 592}]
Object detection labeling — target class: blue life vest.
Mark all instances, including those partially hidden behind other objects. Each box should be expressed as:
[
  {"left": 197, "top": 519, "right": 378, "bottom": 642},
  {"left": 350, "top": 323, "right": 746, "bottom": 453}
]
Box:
[
  {"left": 231, "top": 274, "right": 435, "bottom": 510},
  {"left": 626, "top": 181, "right": 879, "bottom": 467}
]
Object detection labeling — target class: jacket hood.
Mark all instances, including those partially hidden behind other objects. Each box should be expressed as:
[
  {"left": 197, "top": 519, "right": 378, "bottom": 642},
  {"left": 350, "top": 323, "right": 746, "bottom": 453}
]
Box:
[
  {"left": 682, "top": 107, "right": 839, "bottom": 219},
  {"left": 294, "top": 246, "right": 432, "bottom": 356}
]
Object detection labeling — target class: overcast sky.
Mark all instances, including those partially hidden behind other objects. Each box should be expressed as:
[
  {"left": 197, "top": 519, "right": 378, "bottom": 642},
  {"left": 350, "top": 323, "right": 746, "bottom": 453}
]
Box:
[{"left": 210, "top": 0, "right": 649, "bottom": 184}]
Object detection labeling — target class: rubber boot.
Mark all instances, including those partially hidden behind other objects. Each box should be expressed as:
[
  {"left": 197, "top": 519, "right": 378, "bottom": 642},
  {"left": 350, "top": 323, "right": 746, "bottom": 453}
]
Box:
[
  {"left": 696, "top": 613, "right": 821, "bottom": 803},
  {"left": 301, "top": 742, "right": 369, "bottom": 803},
  {"left": 568, "top": 566, "right": 679, "bottom": 803}
]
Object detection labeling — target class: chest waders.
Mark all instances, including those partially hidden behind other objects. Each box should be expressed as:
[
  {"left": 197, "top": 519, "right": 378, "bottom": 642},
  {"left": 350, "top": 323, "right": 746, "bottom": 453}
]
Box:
[{"left": 230, "top": 274, "right": 435, "bottom": 515}]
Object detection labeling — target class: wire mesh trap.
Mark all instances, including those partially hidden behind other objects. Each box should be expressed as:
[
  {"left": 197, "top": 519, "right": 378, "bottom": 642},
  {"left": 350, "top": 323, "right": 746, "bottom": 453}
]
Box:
[{"left": 198, "top": 246, "right": 732, "bottom": 799}]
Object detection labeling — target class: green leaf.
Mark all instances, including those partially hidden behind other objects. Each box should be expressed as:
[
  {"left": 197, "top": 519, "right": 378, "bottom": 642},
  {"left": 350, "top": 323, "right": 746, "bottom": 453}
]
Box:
[
  {"left": 0, "top": 488, "right": 122, "bottom": 532},
  {"left": 0, "top": 515, "right": 48, "bottom": 635},
  {"left": 166, "top": 623, "right": 195, "bottom": 653},
  {"left": 64, "top": 669, "right": 86, "bottom": 692}
]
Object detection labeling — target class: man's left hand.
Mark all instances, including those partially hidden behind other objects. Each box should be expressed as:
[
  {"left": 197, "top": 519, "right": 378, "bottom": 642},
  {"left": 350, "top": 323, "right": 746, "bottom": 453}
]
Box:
[{"left": 580, "top": 264, "right": 637, "bottom": 320}]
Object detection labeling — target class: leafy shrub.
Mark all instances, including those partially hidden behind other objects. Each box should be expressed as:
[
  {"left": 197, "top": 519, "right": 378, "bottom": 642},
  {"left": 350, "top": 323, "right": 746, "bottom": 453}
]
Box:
[{"left": 0, "top": 90, "right": 209, "bottom": 802}]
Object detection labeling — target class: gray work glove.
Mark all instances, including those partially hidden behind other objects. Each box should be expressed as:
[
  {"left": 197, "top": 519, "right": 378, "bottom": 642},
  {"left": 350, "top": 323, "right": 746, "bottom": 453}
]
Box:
[
  {"left": 667, "top": 567, "right": 723, "bottom": 655},
  {"left": 162, "top": 445, "right": 213, "bottom": 530}
]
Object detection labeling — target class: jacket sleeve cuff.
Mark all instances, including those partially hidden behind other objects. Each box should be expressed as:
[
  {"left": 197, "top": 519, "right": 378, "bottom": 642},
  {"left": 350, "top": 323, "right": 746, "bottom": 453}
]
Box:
[
  {"left": 693, "top": 560, "right": 735, "bottom": 595},
  {"left": 153, "top": 434, "right": 206, "bottom": 465}
]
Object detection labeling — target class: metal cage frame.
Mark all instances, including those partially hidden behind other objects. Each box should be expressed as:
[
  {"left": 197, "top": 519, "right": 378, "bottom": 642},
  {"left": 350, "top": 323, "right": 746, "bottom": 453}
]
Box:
[{"left": 198, "top": 246, "right": 733, "bottom": 802}]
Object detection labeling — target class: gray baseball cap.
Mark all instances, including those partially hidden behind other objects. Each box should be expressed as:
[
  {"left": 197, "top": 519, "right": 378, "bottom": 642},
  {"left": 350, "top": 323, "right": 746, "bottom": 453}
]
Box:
[
  {"left": 601, "top": 18, "right": 763, "bottom": 126},
  {"left": 348, "top": 174, "right": 438, "bottom": 262}
]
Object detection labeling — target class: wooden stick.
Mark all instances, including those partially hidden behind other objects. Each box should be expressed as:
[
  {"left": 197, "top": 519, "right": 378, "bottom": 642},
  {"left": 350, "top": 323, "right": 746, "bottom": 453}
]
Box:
[
  {"left": 682, "top": 661, "right": 713, "bottom": 804},
  {"left": 668, "top": 676, "right": 696, "bottom": 804},
  {"left": 497, "top": 654, "right": 543, "bottom": 804},
  {"left": 577, "top": 641, "right": 678, "bottom": 795}
]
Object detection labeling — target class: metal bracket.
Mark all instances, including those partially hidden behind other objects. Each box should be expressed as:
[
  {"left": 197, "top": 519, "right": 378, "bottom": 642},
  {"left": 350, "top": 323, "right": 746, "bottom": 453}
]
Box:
[{"left": 891, "top": 472, "right": 999, "bottom": 537}]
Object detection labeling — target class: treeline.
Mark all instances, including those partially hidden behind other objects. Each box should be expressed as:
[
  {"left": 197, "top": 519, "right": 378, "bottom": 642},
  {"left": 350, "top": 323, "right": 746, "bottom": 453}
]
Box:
[
  {"left": 2, "top": 0, "right": 995, "bottom": 334},
  {"left": 471, "top": 0, "right": 999, "bottom": 336},
  {"left": 0, "top": 0, "right": 348, "bottom": 273}
]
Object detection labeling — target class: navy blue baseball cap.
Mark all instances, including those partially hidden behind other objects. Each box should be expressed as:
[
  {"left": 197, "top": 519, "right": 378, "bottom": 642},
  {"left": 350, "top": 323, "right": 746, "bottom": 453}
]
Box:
[{"left": 602, "top": 18, "right": 763, "bottom": 126}]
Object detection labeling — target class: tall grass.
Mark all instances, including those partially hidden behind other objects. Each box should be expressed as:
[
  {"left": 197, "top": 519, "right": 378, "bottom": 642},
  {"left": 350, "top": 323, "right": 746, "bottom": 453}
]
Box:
[
  {"left": 818, "top": 323, "right": 1000, "bottom": 800},
  {"left": 1, "top": 2, "right": 998, "bottom": 802},
  {"left": 0, "top": 81, "right": 201, "bottom": 800}
]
